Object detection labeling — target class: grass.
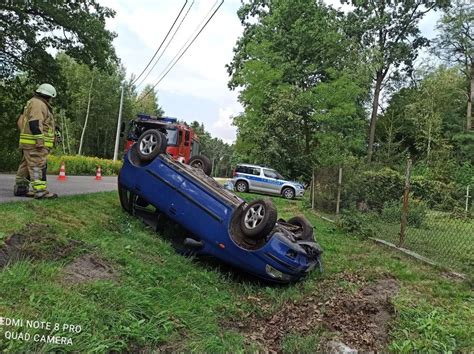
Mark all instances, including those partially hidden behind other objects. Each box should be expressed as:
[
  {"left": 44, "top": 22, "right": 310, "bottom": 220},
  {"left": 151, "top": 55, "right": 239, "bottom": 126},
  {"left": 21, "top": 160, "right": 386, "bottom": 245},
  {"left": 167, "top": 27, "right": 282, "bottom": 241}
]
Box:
[
  {"left": 0, "top": 191, "right": 472, "bottom": 352},
  {"left": 361, "top": 210, "right": 474, "bottom": 275}
]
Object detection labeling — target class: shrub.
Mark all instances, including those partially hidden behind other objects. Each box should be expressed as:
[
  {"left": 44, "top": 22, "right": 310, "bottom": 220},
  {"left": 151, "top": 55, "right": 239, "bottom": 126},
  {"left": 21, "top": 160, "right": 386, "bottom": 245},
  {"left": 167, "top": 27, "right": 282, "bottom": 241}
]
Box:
[
  {"left": 411, "top": 175, "right": 460, "bottom": 211},
  {"left": 0, "top": 149, "right": 21, "bottom": 172},
  {"left": 347, "top": 168, "right": 404, "bottom": 211},
  {"left": 47, "top": 155, "right": 122, "bottom": 176},
  {"left": 338, "top": 209, "right": 375, "bottom": 237},
  {"left": 381, "top": 196, "right": 428, "bottom": 228}
]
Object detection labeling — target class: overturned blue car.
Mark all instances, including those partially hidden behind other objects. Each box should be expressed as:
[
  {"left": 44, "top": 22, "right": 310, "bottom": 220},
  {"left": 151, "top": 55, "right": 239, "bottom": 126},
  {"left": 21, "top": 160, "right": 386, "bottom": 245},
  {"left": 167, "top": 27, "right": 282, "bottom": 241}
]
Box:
[{"left": 118, "top": 129, "right": 322, "bottom": 283}]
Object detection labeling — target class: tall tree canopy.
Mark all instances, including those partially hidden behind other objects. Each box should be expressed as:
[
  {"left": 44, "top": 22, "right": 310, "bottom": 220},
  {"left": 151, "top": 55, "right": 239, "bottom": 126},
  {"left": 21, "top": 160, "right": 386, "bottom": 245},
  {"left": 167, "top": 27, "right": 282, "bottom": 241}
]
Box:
[
  {"left": 434, "top": 0, "right": 473, "bottom": 131},
  {"left": 228, "top": 0, "right": 369, "bottom": 180},
  {"left": 135, "top": 85, "right": 165, "bottom": 117},
  {"left": 0, "top": 0, "right": 117, "bottom": 81},
  {"left": 344, "top": 0, "right": 450, "bottom": 161}
]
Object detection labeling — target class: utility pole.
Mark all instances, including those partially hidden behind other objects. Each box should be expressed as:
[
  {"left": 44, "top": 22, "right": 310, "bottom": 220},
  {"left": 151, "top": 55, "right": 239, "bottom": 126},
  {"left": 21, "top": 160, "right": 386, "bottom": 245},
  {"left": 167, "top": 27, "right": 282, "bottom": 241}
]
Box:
[{"left": 113, "top": 85, "right": 125, "bottom": 161}]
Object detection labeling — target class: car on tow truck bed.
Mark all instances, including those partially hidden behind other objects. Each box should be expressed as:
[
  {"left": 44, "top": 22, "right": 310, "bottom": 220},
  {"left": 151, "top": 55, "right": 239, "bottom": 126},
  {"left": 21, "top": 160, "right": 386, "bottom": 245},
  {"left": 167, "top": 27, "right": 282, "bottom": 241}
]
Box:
[{"left": 118, "top": 130, "right": 322, "bottom": 283}]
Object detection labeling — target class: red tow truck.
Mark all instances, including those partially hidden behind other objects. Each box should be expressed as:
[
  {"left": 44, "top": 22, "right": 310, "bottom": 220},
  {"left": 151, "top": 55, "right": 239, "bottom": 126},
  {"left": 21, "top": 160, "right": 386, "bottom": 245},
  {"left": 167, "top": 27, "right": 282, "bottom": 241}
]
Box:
[{"left": 123, "top": 114, "right": 212, "bottom": 175}]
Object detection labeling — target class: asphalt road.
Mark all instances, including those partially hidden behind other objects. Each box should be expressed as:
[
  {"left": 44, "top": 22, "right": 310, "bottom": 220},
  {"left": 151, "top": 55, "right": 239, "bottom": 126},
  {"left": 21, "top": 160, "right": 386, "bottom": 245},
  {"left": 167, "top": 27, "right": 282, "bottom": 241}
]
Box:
[{"left": 0, "top": 174, "right": 117, "bottom": 204}]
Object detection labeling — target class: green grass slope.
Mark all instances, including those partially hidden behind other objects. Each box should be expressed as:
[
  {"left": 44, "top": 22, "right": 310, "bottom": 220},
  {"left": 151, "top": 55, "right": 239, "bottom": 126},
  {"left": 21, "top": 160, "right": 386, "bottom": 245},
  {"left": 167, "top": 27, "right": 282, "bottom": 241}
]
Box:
[{"left": 0, "top": 192, "right": 472, "bottom": 352}]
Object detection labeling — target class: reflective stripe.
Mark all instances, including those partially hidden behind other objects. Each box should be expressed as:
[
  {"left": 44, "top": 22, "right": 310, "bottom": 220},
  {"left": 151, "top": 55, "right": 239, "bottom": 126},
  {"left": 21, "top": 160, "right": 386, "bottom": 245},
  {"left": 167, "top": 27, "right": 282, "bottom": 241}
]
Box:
[
  {"left": 32, "top": 180, "right": 47, "bottom": 191},
  {"left": 20, "top": 133, "right": 43, "bottom": 139},
  {"left": 19, "top": 138, "right": 37, "bottom": 145},
  {"left": 45, "top": 141, "right": 53, "bottom": 147}
]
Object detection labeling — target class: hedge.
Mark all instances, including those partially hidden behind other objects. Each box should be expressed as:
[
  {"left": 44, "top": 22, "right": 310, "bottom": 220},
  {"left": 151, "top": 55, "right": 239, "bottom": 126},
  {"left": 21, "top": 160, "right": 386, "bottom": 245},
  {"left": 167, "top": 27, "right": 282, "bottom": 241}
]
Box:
[{"left": 47, "top": 155, "right": 122, "bottom": 176}]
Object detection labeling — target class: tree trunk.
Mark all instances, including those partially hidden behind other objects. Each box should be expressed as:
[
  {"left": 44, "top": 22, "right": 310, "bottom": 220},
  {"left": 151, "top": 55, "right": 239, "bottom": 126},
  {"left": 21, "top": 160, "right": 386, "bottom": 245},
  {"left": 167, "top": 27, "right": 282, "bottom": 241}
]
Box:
[
  {"left": 367, "top": 71, "right": 384, "bottom": 162},
  {"left": 78, "top": 76, "right": 94, "bottom": 155},
  {"left": 467, "top": 61, "right": 473, "bottom": 131}
]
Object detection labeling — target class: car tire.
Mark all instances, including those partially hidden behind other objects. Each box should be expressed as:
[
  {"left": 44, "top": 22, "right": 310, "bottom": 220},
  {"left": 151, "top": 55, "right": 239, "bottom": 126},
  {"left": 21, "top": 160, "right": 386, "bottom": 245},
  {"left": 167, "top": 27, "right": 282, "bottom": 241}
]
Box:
[
  {"left": 118, "top": 183, "right": 135, "bottom": 215},
  {"left": 282, "top": 187, "right": 295, "bottom": 200},
  {"left": 136, "top": 129, "right": 167, "bottom": 162},
  {"left": 287, "top": 215, "right": 314, "bottom": 241},
  {"left": 235, "top": 180, "right": 249, "bottom": 193},
  {"left": 188, "top": 154, "right": 212, "bottom": 176},
  {"left": 240, "top": 199, "right": 277, "bottom": 240}
]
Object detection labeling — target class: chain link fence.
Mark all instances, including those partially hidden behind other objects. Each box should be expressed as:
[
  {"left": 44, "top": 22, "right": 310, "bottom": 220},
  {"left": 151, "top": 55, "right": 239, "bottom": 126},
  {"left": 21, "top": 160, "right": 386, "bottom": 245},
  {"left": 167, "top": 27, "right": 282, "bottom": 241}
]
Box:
[{"left": 309, "top": 160, "right": 473, "bottom": 276}]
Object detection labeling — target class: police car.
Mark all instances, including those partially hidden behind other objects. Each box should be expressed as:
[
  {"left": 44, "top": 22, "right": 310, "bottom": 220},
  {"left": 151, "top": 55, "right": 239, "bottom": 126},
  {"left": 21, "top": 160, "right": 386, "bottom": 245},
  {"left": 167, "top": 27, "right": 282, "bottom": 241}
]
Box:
[{"left": 232, "top": 164, "right": 305, "bottom": 199}]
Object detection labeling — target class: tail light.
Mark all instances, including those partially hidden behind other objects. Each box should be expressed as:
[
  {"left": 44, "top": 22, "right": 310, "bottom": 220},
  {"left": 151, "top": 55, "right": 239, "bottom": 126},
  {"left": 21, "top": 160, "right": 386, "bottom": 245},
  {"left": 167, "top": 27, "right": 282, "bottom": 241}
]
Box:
[{"left": 232, "top": 169, "right": 236, "bottom": 177}]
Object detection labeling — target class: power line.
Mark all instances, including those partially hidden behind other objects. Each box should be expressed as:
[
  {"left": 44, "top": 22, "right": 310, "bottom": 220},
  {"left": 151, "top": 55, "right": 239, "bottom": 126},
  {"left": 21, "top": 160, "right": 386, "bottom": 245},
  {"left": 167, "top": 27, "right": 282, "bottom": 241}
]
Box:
[
  {"left": 131, "top": 0, "right": 188, "bottom": 86},
  {"left": 135, "top": 0, "right": 195, "bottom": 89},
  {"left": 137, "top": 0, "right": 224, "bottom": 104}
]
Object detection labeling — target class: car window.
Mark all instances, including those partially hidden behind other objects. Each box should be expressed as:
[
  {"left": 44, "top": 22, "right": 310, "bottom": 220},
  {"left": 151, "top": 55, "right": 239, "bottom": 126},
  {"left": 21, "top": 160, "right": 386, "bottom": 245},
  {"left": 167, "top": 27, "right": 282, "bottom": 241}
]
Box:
[
  {"left": 263, "top": 169, "right": 278, "bottom": 179},
  {"left": 236, "top": 166, "right": 260, "bottom": 175},
  {"left": 166, "top": 128, "right": 178, "bottom": 145}
]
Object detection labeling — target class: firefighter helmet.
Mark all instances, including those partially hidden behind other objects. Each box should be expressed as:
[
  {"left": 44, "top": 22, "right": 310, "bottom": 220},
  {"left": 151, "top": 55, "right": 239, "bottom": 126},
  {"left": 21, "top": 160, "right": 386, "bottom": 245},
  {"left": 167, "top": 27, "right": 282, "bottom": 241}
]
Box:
[{"left": 36, "top": 83, "right": 57, "bottom": 98}]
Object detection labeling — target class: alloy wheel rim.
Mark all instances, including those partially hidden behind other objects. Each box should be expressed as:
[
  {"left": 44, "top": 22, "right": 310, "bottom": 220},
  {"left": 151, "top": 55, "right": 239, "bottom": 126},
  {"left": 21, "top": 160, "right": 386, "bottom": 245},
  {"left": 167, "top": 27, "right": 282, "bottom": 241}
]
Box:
[
  {"left": 244, "top": 204, "right": 265, "bottom": 229},
  {"left": 140, "top": 134, "right": 157, "bottom": 155}
]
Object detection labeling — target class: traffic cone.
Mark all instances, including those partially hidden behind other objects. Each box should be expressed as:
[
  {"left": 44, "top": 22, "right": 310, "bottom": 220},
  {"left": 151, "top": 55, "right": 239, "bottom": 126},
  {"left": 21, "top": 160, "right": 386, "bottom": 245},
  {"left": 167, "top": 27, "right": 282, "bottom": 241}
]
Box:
[
  {"left": 57, "top": 161, "right": 67, "bottom": 181},
  {"left": 95, "top": 165, "right": 102, "bottom": 181}
]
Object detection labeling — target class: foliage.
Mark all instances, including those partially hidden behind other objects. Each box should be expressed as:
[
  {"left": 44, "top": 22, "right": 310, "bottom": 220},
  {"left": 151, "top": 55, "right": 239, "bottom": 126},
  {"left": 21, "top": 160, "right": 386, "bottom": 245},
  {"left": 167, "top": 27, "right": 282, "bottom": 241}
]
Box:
[
  {"left": 227, "top": 0, "right": 369, "bottom": 181},
  {"left": 190, "top": 121, "right": 234, "bottom": 177},
  {"left": 135, "top": 84, "right": 165, "bottom": 117},
  {"left": 338, "top": 208, "right": 375, "bottom": 237},
  {"left": 376, "top": 66, "right": 470, "bottom": 178},
  {"left": 0, "top": 1, "right": 117, "bottom": 81},
  {"left": 381, "top": 197, "right": 428, "bottom": 228},
  {"left": 351, "top": 167, "right": 405, "bottom": 211},
  {"left": 47, "top": 155, "right": 122, "bottom": 176},
  {"left": 433, "top": 0, "right": 473, "bottom": 131},
  {"left": 343, "top": 0, "right": 449, "bottom": 160},
  {"left": 411, "top": 175, "right": 461, "bottom": 210}
]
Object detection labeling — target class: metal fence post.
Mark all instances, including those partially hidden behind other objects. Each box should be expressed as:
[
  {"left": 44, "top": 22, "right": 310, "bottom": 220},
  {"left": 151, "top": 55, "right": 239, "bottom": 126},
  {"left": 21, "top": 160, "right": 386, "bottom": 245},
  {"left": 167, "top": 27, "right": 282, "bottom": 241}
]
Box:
[
  {"left": 336, "top": 167, "right": 342, "bottom": 215},
  {"left": 399, "top": 158, "right": 412, "bottom": 247}
]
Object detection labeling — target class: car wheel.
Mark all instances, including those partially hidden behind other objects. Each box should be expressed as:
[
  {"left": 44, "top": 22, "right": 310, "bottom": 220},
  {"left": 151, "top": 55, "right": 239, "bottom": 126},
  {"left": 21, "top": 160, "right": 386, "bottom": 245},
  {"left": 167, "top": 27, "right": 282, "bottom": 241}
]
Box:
[
  {"left": 118, "top": 183, "right": 135, "bottom": 215},
  {"left": 136, "top": 129, "right": 167, "bottom": 162},
  {"left": 240, "top": 199, "right": 277, "bottom": 240},
  {"left": 235, "top": 180, "right": 249, "bottom": 193},
  {"left": 287, "top": 215, "right": 314, "bottom": 241},
  {"left": 188, "top": 154, "right": 212, "bottom": 176},
  {"left": 282, "top": 187, "right": 295, "bottom": 200}
]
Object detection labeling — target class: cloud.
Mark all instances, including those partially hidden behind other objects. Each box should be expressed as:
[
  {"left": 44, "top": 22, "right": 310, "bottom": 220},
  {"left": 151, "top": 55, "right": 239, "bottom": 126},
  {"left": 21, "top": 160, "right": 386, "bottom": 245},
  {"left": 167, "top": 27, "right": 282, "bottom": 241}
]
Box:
[
  {"left": 99, "top": 0, "right": 243, "bottom": 142},
  {"left": 209, "top": 101, "right": 241, "bottom": 144}
]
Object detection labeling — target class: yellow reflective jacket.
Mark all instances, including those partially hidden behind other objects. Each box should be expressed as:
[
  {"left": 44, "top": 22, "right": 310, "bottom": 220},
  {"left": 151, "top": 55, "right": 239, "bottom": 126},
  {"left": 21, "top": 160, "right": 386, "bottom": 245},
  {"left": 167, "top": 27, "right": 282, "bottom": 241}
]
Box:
[{"left": 19, "top": 96, "right": 55, "bottom": 149}]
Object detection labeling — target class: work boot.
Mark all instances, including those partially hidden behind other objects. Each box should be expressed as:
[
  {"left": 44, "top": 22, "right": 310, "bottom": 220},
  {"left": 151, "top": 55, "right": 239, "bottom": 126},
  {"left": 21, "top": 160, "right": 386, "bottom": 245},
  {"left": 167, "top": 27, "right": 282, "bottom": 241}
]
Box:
[
  {"left": 34, "top": 190, "right": 58, "bottom": 199},
  {"left": 13, "top": 184, "right": 29, "bottom": 197}
]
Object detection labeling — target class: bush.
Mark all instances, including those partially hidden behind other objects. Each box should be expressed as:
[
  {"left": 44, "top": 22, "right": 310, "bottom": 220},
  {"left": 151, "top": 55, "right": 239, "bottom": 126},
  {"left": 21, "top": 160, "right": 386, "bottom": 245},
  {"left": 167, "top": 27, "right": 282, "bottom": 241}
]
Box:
[
  {"left": 345, "top": 168, "right": 404, "bottom": 211},
  {"left": 0, "top": 149, "right": 21, "bottom": 172},
  {"left": 411, "top": 175, "right": 460, "bottom": 211},
  {"left": 381, "top": 196, "right": 428, "bottom": 228},
  {"left": 338, "top": 209, "right": 375, "bottom": 237},
  {"left": 47, "top": 155, "right": 122, "bottom": 176}
]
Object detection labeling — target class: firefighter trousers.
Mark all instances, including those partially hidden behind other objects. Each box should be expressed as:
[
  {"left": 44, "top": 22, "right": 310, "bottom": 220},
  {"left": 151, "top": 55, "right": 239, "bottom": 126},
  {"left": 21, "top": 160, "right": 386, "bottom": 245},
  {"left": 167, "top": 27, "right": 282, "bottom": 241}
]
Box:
[{"left": 15, "top": 148, "right": 49, "bottom": 192}]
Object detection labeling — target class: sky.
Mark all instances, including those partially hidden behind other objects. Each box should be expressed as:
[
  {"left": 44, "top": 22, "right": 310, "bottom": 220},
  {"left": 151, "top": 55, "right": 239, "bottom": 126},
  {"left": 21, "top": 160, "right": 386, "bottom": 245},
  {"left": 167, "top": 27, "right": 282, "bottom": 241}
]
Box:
[{"left": 99, "top": 0, "right": 442, "bottom": 144}]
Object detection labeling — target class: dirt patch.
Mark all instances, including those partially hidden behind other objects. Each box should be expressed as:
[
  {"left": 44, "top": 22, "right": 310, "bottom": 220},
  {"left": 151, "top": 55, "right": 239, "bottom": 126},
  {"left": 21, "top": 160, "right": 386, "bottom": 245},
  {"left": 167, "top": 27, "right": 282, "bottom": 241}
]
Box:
[
  {"left": 62, "top": 254, "right": 116, "bottom": 284},
  {"left": 0, "top": 223, "right": 84, "bottom": 268},
  {"left": 234, "top": 274, "right": 399, "bottom": 352},
  {"left": 323, "top": 278, "right": 399, "bottom": 351}
]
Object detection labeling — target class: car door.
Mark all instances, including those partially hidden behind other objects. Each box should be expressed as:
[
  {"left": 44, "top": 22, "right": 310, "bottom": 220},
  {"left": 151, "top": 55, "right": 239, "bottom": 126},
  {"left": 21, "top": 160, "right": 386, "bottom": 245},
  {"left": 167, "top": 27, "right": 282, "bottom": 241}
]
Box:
[
  {"left": 262, "top": 169, "right": 280, "bottom": 194},
  {"left": 247, "top": 167, "right": 264, "bottom": 192}
]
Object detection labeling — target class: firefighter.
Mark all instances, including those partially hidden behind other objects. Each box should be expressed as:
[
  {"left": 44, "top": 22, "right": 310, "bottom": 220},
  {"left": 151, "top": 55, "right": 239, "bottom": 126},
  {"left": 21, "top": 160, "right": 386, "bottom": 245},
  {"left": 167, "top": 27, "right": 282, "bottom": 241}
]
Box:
[{"left": 14, "top": 83, "right": 58, "bottom": 199}]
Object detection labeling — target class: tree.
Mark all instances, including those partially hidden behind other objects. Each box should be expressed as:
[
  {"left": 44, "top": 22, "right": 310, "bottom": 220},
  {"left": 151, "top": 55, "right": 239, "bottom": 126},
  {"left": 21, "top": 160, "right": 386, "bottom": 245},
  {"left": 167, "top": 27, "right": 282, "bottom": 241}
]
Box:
[
  {"left": 0, "top": 1, "right": 117, "bottom": 81},
  {"left": 134, "top": 85, "right": 165, "bottom": 117},
  {"left": 343, "top": 0, "right": 449, "bottom": 162},
  {"left": 433, "top": 0, "right": 474, "bottom": 131},
  {"left": 227, "top": 0, "right": 369, "bottom": 180},
  {"left": 378, "top": 67, "right": 466, "bottom": 164}
]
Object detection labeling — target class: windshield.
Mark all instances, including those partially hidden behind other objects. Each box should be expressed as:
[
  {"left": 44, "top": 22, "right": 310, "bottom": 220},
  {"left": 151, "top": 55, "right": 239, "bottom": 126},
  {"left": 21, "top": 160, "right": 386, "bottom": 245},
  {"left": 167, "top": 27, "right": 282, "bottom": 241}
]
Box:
[{"left": 166, "top": 128, "right": 178, "bottom": 145}]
